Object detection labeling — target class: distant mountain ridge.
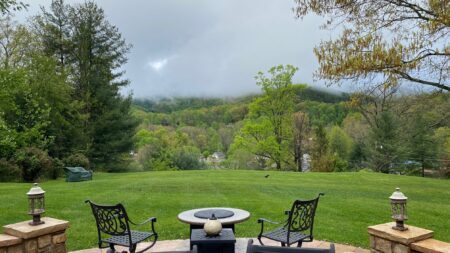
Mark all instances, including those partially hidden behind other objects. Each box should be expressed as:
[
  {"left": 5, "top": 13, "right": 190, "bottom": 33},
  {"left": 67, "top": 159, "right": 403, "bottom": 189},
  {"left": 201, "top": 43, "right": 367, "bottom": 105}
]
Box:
[{"left": 133, "top": 85, "right": 349, "bottom": 113}]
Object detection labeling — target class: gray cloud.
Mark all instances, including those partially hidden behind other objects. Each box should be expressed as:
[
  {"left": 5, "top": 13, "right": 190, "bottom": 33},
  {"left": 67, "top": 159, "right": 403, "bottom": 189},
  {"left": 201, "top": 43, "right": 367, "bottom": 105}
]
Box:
[{"left": 17, "top": 0, "right": 336, "bottom": 98}]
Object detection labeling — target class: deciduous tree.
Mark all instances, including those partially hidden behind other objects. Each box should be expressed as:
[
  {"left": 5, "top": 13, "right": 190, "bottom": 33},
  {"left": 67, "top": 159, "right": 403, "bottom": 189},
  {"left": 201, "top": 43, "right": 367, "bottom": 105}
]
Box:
[
  {"left": 292, "top": 111, "right": 310, "bottom": 171},
  {"left": 294, "top": 0, "right": 449, "bottom": 91},
  {"left": 233, "top": 65, "right": 297, "bottom": 170}
]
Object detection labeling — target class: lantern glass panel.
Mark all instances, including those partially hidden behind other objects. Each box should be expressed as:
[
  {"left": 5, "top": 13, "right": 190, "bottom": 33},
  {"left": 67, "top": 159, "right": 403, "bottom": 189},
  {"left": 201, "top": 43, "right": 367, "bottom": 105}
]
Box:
[{"left": 391, "top": 202, "right": 407, "bottom": 220}]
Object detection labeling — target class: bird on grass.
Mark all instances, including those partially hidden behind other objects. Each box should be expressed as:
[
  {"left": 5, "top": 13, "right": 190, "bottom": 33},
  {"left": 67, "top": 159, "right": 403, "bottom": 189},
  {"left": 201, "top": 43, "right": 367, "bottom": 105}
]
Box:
[{"left": 264, "top": 174, "right": 270, "bottom": 178}]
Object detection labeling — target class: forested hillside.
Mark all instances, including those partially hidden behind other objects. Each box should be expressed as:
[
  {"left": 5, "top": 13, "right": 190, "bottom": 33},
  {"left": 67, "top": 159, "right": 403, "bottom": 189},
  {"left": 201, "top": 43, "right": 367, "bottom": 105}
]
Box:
[
  {"left": 0, "top": 1, "right": 448, "bottom": 182},
  {"left": 131, "top": 71, "right": 450, "bottom": 177}
]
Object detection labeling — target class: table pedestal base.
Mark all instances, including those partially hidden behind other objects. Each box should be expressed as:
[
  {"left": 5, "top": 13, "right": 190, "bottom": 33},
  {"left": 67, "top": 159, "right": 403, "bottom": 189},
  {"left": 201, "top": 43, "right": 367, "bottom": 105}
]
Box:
[{"left": 190, "top": 229, "right": 236, "bottom": 253}]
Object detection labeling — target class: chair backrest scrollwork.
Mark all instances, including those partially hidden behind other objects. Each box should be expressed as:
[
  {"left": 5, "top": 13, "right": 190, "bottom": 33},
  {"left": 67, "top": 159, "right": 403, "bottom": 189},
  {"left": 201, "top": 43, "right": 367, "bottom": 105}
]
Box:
[
  {"left": 86, "top": 200, "right": 131, "bottom": 236},
  {"left": 286, "top": 193, "right": 323, "bottom": 234}
]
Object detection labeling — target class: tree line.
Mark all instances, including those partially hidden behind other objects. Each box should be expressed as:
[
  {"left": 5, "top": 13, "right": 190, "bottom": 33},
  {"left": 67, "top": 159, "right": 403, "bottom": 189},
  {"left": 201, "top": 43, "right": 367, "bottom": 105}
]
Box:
[
  {"left": 132, "top": 65, "right": 449, "bottom": 176},
  {"left": 0, "top": 0, "right": 137, "bottom": 182},
  {"left": 0, "top": 0, "right": 448, "bottom": 180}
]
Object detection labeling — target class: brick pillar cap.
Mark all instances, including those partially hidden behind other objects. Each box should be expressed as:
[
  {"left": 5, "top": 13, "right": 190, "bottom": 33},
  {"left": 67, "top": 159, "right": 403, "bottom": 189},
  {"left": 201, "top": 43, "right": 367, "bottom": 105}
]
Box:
[
  {"left": 368, "top": 222, "right": 433, "bottom": 245},
  {"left": 3, "top": 217, "right": 69, "bottom": 239}
]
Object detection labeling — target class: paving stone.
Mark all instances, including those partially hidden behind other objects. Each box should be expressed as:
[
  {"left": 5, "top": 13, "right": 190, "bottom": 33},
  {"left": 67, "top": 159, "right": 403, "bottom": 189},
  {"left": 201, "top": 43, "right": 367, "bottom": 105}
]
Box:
[
  {"left": 69, "top": 238, "right": 368, "bottom": 253},
  {"left": 353, "top": 247, "right": 371, "bottom": 253}
]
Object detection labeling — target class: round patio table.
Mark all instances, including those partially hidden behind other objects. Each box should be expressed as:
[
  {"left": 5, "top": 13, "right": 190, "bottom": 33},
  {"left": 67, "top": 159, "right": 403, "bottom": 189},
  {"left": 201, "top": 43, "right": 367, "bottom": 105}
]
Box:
[{"left": 178, "top": 207, "right": 250, "bottom": 232}]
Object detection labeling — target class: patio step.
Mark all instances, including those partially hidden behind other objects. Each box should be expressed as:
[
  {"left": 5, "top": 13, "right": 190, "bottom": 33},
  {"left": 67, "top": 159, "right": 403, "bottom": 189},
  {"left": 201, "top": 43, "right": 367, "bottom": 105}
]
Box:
[{"left": 70, "top": 238, "right": 369, "bottom": 253}]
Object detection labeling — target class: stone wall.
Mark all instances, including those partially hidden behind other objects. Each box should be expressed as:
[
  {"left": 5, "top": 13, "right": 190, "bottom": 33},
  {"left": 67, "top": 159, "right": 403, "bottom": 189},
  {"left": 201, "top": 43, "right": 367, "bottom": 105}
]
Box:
[
  {"left": 368, "top": 222, "right": 450, "bottom": 253},
  {"left": 0, "top": 217, "right": 69, "bottom": 253}
]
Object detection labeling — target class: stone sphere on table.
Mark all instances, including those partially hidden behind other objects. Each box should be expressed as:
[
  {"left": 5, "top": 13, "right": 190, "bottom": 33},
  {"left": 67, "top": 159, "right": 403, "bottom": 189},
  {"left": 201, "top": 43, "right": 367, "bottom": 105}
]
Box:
[{"left": 203, "top": 217, "right": 222, "bottom": 236}]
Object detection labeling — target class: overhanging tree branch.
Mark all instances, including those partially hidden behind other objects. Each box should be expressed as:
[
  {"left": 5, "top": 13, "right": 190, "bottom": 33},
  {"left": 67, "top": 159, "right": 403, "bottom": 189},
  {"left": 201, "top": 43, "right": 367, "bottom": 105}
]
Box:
[{"left": 393, "top": 70, "right": 449, "bottom": 91}]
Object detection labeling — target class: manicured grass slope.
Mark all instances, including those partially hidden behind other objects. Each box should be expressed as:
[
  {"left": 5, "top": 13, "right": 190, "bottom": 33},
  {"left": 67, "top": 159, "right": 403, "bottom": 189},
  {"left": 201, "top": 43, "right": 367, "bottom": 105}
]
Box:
[{"left": 0, "top": 171, "right": 449, "bottom": 251}]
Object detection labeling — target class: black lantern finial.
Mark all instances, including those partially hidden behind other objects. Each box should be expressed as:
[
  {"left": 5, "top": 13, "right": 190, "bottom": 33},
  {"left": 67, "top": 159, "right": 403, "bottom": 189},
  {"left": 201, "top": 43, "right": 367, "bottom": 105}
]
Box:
[
  {"left": 27, "top": 183, "right": 45, "bottom": 226},
  {"left": 389, "top": 187, "right": 408, "bottom": 231}
]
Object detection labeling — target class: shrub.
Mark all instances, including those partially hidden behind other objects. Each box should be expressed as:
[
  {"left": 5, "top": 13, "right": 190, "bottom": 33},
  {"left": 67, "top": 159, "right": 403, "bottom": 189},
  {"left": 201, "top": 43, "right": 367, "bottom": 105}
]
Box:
[
  {"left": 47, "top": 158, "right": 64, "bottom": 179},
  {"left": 311, "top": 154, "right": 334, "bottom": 172},
  {"left": 171, "top": 146, "right": 205, "bottom": 170},
  {"left": 0, "top": 158, "right": 21, "bottom": 182},
  {"left": 64, "top": 153, "right": 90, "bottom": 169},
  {"left": 14, "top": 147, "right": 53, "bottom": 182},
  {"left": 226, "top": 148, "right": 262, "bottom": 170},
  {"left": 137, "top": 144, "right": 169, "bottom": 171},
  {"left": 104, "top": 154, "right": 134, "bottom": 172},
  {"left": 358, "top": 168, "right": 374, "bottom": 173}
]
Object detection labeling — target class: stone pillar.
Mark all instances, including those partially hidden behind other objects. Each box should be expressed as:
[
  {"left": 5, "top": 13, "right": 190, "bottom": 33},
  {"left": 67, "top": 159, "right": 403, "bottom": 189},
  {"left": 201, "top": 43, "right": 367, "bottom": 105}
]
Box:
[
  {"left": 0, "top": 217, "right": 69, "bottom": 253},
  {"left": 368, "top": 222, "right": 433, "bottom": 253}
]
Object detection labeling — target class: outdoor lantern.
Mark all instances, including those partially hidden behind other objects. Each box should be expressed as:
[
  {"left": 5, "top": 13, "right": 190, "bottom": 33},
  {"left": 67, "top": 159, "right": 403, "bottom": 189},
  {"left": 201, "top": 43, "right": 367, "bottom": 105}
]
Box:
[
  {"left": 389, "top": 187, "right": 408, "bottom": 231},
  {"left": 27, "top": 183, "right": 45, "bottom": 226}
]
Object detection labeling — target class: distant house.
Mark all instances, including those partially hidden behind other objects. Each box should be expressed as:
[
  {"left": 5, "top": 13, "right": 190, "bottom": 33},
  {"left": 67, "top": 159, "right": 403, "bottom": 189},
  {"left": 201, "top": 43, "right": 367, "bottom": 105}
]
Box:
[
  {"left": 206, "top": 151, "right": 226, "bottom": 168},
  {"left": 302, "top": 154, "right": 311, "bottom": 172},
  {"left": 211, "top": 151, "right": 226, "bottom": 160}
]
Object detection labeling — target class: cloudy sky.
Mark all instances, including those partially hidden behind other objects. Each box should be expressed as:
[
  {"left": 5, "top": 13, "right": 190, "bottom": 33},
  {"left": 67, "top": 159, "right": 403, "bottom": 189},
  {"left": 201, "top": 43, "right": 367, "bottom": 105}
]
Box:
[{"left": 16, "top": 0, "right": 339, "bottom": 98}]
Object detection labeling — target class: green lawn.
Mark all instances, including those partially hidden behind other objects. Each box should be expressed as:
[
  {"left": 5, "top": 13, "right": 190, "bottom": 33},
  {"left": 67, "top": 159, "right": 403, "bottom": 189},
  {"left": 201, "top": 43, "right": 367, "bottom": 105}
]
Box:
[{"left": 0, "top": 170, "right": 449, "bottom": 251}]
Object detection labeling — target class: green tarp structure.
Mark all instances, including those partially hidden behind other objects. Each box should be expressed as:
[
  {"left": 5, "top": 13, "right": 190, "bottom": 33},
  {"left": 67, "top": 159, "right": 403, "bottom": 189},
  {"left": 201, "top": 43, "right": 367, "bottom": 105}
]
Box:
[{"left": 64, "top": 167, "right": 93, "bottom": 182}]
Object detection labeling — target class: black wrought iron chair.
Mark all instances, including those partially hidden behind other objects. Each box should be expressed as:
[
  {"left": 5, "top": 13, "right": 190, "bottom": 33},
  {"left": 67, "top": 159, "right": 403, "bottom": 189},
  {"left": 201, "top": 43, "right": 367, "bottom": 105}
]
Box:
[
  {"left": 86, "top": 200, "right": 158, "bottom": 253},
  {"left": 246, "top": 239, "right": 334, "bottom": 253},
  {"left": 257, "top": 193, "right": 324, "bottom": 247}
]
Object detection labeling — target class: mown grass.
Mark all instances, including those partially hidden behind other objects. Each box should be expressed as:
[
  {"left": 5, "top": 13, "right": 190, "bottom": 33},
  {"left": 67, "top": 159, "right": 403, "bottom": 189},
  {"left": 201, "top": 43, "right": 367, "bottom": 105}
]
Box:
[{"left": 0, "top": 170, "right": 449, "bottom": 251}]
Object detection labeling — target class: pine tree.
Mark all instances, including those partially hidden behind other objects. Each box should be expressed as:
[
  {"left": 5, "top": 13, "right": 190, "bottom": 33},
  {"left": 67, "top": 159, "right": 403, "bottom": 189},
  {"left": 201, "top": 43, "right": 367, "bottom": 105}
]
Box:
[
  {"left": 36, "top": 0, "right": 138, "bottom": 170},
  {"left": 67, "top": 1, "right": 137, "bottom": 170},
  {"left": 367, "top": 112, "right": 403, "bottom": 173},
  {"left": 33, "top": 0, "right": 70, "bottom": 69}
]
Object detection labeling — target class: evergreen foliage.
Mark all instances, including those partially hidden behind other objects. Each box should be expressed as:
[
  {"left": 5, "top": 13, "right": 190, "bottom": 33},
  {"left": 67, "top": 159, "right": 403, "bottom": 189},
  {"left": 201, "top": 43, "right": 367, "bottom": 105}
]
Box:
[
  {"left": 0, "top": 0, "right": 137, "bottom": 180},
  {"left": 36, "top": 0, "right": 138, "bottom": 170}
]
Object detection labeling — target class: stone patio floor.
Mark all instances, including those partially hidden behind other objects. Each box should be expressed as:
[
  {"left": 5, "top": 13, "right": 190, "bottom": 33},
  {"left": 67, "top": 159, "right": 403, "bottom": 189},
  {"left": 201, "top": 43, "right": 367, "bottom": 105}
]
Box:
[{"left": 70, "top": 237, "right": 370, "bottom": 253}]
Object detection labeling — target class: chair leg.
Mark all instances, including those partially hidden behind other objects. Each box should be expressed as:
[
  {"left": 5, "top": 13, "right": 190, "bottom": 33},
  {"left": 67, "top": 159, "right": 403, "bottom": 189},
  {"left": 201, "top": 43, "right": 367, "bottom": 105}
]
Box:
[
  {"left": 297, "top": 241, "right": 303, "bottom": 248},
  {"left": 257, "top": 236, "right": 265, "bottom": 246},
  {"left": 107, "top": 244, "right": 116, "bottom": 253},
  {"left": 130, "top": 244, "right": 137, "bottom": 253}
]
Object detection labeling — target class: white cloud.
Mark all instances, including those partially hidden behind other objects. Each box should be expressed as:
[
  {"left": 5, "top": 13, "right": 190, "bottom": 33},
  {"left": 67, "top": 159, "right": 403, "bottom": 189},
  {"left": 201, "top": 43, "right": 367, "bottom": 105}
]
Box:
[
  {"left": 148, "top": 58, "right": 169, "bottom": 72},
  {"left": 19, "top": 0, "right": 336, "bottom": 98}
]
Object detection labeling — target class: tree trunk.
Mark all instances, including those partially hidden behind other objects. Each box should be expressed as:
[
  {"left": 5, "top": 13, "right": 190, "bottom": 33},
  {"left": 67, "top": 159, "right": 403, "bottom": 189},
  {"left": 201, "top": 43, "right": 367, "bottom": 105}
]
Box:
[{"left": 421, "top": 157, "right": 425, "bottom": 177}]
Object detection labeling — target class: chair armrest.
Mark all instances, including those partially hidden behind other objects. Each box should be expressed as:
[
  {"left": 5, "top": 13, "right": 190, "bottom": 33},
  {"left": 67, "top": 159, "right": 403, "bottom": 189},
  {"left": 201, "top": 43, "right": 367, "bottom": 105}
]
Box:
[
  {"left": 257, "top": 218, "right": 279, "bottom": 224},
  {"left": 129, "top": 217, "right": 157, "bottom": 226}
]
